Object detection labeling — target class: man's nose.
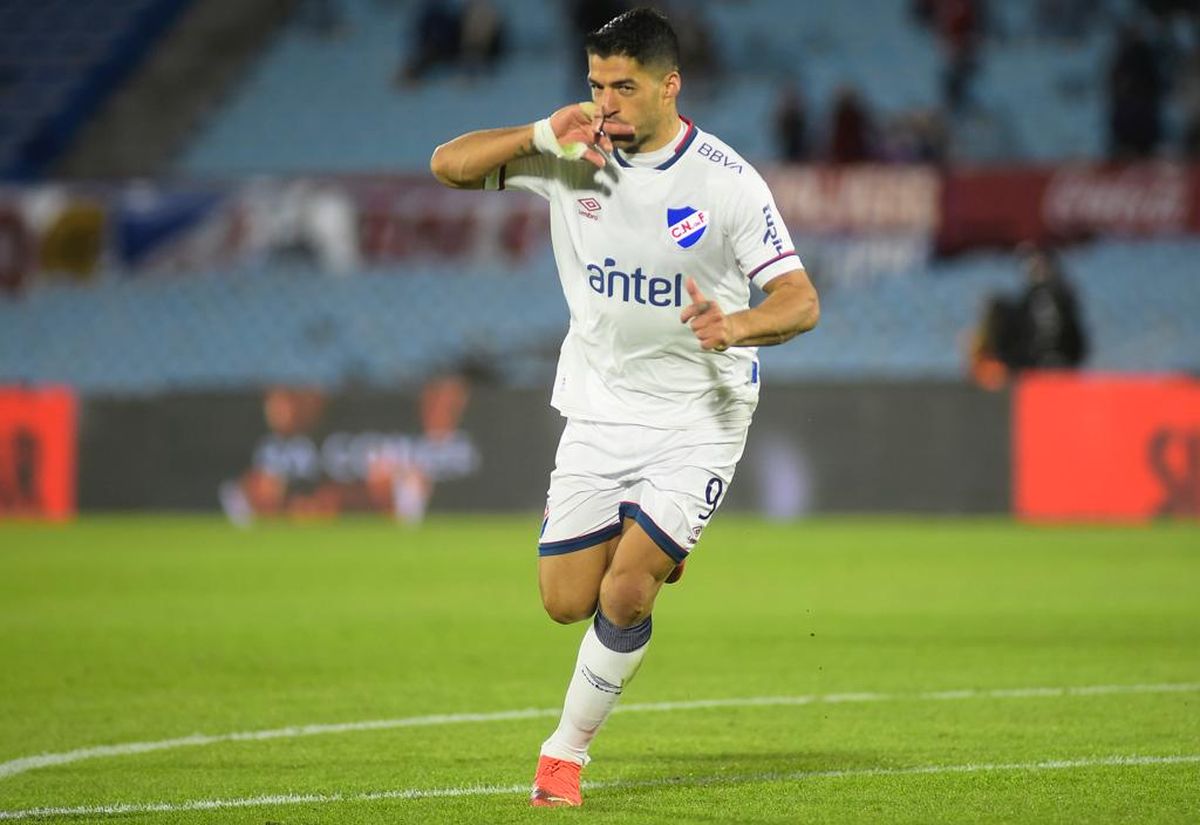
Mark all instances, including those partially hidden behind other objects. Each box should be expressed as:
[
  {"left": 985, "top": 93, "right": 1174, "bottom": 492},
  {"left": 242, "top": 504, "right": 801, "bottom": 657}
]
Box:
[{"left": 597, "top": 89, "right": 618, "bottom": 115}]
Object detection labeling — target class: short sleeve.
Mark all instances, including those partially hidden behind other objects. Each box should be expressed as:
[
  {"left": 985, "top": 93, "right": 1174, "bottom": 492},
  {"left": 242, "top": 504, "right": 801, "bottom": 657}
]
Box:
[
  {"left": 485, "top": 154, "right": 558, "bottom": 201},
  {"left": 727, "top": 171, "right": 804, "bottom": 288}
]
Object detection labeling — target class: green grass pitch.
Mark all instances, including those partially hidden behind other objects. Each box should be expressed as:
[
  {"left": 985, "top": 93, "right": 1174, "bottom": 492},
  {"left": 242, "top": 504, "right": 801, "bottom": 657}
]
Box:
[{"left": 0, "top": 516, "right": 1197, "bottom": 823}]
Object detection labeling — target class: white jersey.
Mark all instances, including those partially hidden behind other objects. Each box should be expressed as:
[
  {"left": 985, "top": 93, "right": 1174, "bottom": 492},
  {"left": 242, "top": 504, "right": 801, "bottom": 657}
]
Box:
[{"left": 488, "top": 117, "right": 802, "bottom": 429}]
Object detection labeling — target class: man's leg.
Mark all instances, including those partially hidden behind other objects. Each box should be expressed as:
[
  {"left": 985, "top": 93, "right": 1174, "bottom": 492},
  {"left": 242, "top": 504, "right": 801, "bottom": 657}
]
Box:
[
  {"left": 532, "top": 519, "right": 677, "bottom": 806},
  {"left": 537, "top": 532, "right": 619, "bottom": 625}
]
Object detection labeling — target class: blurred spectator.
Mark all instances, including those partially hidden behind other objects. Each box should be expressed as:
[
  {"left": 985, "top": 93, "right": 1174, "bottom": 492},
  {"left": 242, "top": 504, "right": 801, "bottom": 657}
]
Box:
[
  {"left": 1012, "top": 245, "right": 1088, "bottom": 370},
  {"left": 773, "top": 82, "right": 809, "bottom": 162},
  {"left": 1180, "top": 43, "right": 1200, "bottom": 158},
  {"left": 937, "top": 0, "right": 982, "bottom": 111},
  {"left": 668, "top": 2, "right": 721, "bottom": 99},
  {"left": 1139, "top": 0, "right": 1200, "bottom": 19},
  {"left": 911, "top": 0, "right": 936, "bottom": 29},
  {"left": 1107, "top": 22, "right": 1164, "bottom": 159},
  {"left": 298, "top": 0, "right": 347, "bottom": 39},
  {"left": 460, "top": 0, "right": 507, "bottom": 77},
  {"left": 1034, "top": 0, "right": 1094, "bottom": 42},
  {"left": 913, "top": 0, "right": 983, "bottom": 110},
  {"left": 828, "top": 87, "right": 875, "bottom": 163},
  {"left": 966, "top": 293, "right": 1019, "bottom": 390},
  {"left": 966, "top": 246, "right": 1087, "bottom": 387},
  {"left": 568, "top": 0, "right": 631, "bottom": 75},
  {"left": 397, "top": 0, "right": 463, "bottom": 86},
  {"left": 881, "top": 108, "right": 948, "bottom": 164},
  {"left": 396, "top": 0, "right": 507, "bottom": 86}
]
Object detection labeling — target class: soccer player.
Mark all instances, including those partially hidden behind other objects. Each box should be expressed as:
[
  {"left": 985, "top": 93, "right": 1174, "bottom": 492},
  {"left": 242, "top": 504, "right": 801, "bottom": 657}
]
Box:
[{"left": 429, "top": 7, "right": 819, "bottom": 807}]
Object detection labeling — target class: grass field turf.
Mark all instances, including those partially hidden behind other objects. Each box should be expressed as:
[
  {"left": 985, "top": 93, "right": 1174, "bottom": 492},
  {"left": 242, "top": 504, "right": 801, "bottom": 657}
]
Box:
[{"left": 0, "top": 516, "right": 1197, "bottom": 823}]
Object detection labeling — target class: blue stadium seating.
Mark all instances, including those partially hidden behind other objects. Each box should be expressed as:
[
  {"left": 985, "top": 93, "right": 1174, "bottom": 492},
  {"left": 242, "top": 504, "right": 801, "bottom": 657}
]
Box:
[
  {"left": 0, "top": 0, "right": 190, "bottom": 179},
  {"left": 179, "top": 0, "right": 1155, "bottom": 174},
  {"left": 3, "top": 239, "right": 1197, "bottom": 393}
]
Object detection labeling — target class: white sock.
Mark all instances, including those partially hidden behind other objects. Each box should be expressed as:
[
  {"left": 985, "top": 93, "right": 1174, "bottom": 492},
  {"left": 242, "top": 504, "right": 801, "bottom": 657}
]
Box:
[{"left": 540, "top": 611, "right": 652, "bottom": 766}]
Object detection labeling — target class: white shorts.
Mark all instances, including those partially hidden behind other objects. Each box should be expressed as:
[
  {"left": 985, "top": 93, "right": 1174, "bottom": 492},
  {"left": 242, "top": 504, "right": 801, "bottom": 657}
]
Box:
[{"left": 538, "top": 419, "right": 749, "bottom": 563}]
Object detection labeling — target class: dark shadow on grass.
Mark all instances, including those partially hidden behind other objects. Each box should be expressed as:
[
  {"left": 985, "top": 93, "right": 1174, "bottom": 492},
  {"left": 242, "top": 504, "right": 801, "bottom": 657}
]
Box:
[
  {"left": 576, "top": 748, "right": 884, "bottom": 819},
  {"left": 615, "top": 749, "right": 879, "bottom": 774}
]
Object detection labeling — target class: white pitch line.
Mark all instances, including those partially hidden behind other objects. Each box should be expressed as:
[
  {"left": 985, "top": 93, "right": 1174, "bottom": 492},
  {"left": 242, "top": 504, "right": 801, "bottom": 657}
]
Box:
[
  {"left": 1, "top": 754, "right": 1197, "bottom": 821},
  {"left": 1, "top": 681, "right": 1196, "bottom": 782}
]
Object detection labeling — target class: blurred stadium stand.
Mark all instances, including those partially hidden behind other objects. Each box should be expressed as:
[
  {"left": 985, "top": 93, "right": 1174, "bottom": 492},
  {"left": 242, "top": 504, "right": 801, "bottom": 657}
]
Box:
[
  {"left": 2, "top": 238, "right": 1197, "bottom": 393},
  {"left": 1, "top": 0, "right": 1198, "bottom": 395},
  {"left": 172, "top": 0, "right": 1181, "bottom": 173},
  {"left": 0, "top": 0, "right": 193, "bottom": 179}
]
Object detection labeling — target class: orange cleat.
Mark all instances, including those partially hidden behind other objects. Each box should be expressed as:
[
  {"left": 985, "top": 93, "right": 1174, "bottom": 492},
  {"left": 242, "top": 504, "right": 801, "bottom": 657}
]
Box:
[
  {"left": 529, "top": 755, "right": 583, "bottom": 807},
  {"left": 665, "top": 559, "right": 686, "bottom": 584}
]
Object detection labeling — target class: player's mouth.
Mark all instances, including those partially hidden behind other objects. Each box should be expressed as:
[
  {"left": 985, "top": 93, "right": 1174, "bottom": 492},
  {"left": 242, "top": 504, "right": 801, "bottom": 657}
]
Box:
[{"left": 604, "top": 120, "right": 635, "bottom": 143}]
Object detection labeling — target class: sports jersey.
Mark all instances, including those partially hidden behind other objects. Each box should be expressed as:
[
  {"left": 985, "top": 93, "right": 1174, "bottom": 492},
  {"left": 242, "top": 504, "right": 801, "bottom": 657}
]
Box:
[{"left": 488, "top": 117, "right": 802, "bottom": 429}]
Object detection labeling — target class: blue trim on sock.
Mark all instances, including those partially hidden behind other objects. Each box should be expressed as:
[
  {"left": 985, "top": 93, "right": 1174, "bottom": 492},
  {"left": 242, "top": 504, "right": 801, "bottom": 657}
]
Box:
[
  {"left": 594, "top": 608, "right": 652, "bottom": 653},
  {"left": 538, "top": 521, "right": 622, "bottom": 556}
]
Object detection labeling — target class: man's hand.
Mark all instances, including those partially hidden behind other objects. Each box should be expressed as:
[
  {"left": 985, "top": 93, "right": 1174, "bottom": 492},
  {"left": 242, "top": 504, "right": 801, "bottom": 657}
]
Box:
[
  {"left": 543, "top": 102, "right": 635, "bottom": 168},
  {"left": 680, "top": 277, "right": 736, "bottom": 352}
]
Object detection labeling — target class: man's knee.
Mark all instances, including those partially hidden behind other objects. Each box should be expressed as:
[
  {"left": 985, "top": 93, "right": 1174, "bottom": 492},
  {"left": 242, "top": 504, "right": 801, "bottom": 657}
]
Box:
[
  {"left": 540, "top": 590, "right": 596, "bottom": 625},
  {"left": 598, "top": 568, "right": 657, "bottom": 627},
  {"left": 538, "top": 543, "right": 610, "bottom": 625}
]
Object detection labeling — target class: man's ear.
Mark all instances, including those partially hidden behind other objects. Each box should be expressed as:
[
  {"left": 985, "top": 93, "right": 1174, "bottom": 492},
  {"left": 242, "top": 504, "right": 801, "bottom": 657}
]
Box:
[{"left": 663, "top": 70, "right": 681, "bottom": 102}]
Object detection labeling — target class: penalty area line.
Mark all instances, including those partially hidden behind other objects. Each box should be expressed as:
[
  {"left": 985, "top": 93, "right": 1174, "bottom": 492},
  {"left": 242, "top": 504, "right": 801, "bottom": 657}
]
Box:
[
  {"left": 2, "top": 681, "right": 1197, "bottom": 782},
  {"left": 0, "top": 754, "right": 1197, "bottom": 821}
]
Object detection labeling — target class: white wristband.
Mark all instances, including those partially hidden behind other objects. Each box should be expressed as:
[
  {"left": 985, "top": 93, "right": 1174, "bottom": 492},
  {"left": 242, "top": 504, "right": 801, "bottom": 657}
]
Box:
[{"left": 533, "top": 117, "right": 588, "bottom": 161}]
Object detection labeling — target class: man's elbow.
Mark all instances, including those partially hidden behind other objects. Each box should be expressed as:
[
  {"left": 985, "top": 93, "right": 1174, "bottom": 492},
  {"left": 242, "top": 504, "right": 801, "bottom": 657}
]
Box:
[
  {"left": 429, "top": 144, "right": 457, "bottom": 188},
  {"left": 798, "top": 291, "right": 820, "bottom": 334},
  {"left": 430, "top": 144, "right": 478, "bottom": 189},
  {"left": 784, "top": 285, "right": 819, "bottom": 341}
]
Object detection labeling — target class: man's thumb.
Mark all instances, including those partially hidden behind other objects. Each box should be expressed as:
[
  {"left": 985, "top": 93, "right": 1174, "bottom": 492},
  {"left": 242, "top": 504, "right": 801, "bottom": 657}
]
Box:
[{"left": 685, "top": 277, "right": 706, "bottom": 304}]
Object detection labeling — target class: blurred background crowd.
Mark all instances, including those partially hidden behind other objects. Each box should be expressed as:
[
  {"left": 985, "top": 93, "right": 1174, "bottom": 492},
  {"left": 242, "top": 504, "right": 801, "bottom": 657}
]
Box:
[{"left": 1, "top": 0, "right": 1198, "bottom": 521}]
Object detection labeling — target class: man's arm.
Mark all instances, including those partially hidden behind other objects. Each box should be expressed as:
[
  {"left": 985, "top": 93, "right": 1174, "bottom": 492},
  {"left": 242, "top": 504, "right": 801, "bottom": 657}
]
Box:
[
  {"left": 429, "top": 102, "right": 633, "bottom": 189},
  {"left": 680, "top": 270, "right": 819, "bottom": 352},
  {"left": 430, "top": 124, "right": 536, "bottom": 190}
]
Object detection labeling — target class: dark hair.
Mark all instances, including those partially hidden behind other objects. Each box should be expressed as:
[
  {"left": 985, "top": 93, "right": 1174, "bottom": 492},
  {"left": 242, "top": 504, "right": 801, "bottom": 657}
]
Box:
[{"left": 585, "top": 7, "right": 680, "bottom": 72}]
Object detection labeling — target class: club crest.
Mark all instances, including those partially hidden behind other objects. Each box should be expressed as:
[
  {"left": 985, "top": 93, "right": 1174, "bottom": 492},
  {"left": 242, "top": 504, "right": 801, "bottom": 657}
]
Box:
[{"left": 666, "top": 206, "right": 708, "bottom": 249}]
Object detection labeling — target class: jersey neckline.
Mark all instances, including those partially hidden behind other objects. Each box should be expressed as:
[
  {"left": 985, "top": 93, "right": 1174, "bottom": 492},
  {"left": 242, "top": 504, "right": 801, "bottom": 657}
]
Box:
[{"left": 613, "top": 117, "right": 697, "bottom": 171}]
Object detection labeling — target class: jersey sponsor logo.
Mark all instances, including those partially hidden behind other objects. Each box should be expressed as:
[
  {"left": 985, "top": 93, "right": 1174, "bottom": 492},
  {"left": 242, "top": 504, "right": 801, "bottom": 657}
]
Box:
[
  {"left": 762, "top": 204, "right": 784, "bottom": 255},
  {"left": 667, "top": 206, "right": 708, "bottom": 249},
  {"left": 577, "top": 197, "right": 602, "bottom": 222},
  {"left": 585, "top": 257, "right": 685, "bottom": 307},
  {"left": 696, "top": 142, "right": 745, "bottom": 173}
]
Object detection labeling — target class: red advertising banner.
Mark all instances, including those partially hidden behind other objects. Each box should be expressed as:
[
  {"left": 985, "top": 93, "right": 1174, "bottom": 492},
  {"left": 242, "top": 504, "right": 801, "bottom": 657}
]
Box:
[
  {"left": 938, "top": 163, "right": 1200, "bottom": 254},
  {"left": 1014, "top": 373, "right": 1200, "bottom": 520},
  {"left": 0, "top": 386, "right": 77, "bottom": 520},
  {"left": 2, "top": 162, "right": 1197, "bottom": 284},
  {"left": 765, "top": 165, "right": 941, "bottom": 233}
]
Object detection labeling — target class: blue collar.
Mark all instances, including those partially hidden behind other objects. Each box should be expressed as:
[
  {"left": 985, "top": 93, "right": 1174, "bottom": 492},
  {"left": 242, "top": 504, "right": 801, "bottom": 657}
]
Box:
[{"left": 614, "top": 117, "right": 697, "bottom": 171}]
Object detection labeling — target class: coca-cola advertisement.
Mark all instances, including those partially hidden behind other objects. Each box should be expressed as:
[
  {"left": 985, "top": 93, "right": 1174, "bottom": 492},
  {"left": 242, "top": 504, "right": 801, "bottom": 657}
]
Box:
[
  {"left": 1042, "top": 165, "right": 1192, "bottom": 236},
  {"left": 937, "top": 163, "right": 1200, "bottom": 254}
]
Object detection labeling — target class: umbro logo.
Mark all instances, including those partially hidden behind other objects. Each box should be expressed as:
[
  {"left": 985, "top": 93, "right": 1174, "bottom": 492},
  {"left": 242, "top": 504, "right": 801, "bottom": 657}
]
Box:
[
  {"left": 577, "top": 197, "right": 602, "bottom": 222},
  {"left": 581, "top": 665, "right": 622, "bottom": 695}
]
